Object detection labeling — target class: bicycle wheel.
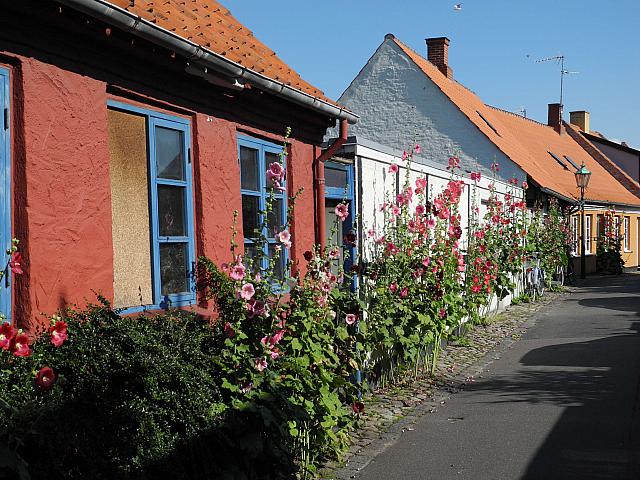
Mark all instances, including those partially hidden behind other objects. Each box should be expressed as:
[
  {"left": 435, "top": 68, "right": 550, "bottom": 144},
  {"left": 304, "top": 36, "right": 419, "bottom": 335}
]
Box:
[
  {"left": 536, "top": 269, "right": 545, "bottom": 297},
  {"left": 555, "top": 266, "right": 565, "bottom": 287},
  {"left": 527, "top": 270, "right": 537, "bottom": 302}
]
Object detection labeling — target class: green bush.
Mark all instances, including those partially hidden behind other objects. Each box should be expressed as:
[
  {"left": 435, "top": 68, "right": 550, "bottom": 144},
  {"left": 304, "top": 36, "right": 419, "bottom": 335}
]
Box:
[{"left": 0, "top": 299, "right": 304, "bottom": 480}]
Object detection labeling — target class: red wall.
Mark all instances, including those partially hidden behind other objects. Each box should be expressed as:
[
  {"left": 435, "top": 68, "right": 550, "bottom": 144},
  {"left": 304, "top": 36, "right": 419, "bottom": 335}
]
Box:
[{"left": 3, "top": 52, "right": 322, "bottom": 331}]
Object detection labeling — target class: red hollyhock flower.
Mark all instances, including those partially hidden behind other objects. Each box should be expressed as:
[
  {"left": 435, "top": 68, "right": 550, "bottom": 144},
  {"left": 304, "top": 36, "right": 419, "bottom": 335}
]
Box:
[
  {"left": 10, "top": 333, "right": 31, "bottom": 357},
  {"left": 303, "top": 250, "right": 313, "bottom": 262},
  {"left": 35, "top": 366, "right": 57, "bottom": 391},
  {"left": 0, "top": 323, "right": 17, "bottom": 350},
  {"left": 50, "top": 321, "right": 68, "bottom": 347},
  {"left": 9, "top": 252, "right": 23, "bottom": 275},
  {"left": 352, "top": 401, "right": 365, "bottom": 414}
]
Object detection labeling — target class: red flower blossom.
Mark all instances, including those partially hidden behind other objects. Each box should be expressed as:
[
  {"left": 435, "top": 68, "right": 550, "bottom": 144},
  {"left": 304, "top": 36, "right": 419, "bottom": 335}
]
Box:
[
  {"left": 35, "top": 366, "right": 57, "bottom": 391},
  {"left": 303, "top": 250, "right": 313, "bottom": 262},
  {"left": 352, "top": 401, "right": 365, "bottom": 414},
  {"left": 9, "top": 252, "right": 23, "bottom": 275},
  {"left": 0, "top": 323, "right": 16, "bottom": 350},
  {"left": 50, "top": 321, "right": 68, "bottom": 347},
  {"left": 10, "top": 333, "right": 31, "bottom": 357}
]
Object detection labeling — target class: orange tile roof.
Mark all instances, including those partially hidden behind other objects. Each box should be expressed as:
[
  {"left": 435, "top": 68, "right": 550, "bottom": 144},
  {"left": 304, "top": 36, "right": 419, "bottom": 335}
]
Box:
[
  {"left": 390, "top": 36, "right": 640, "bottom": 207},
  {"left": 106, "top": 0, "right": 338, "bottom": 107}
]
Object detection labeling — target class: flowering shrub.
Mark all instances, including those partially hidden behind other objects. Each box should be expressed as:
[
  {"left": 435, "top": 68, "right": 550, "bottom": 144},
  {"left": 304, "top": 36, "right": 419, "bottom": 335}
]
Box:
[
  {"left": 596, "top": 208, "right": 624, "bottom": 274},
  {"left": 197, "top": 131, "right": 360, "bottom": 478},
  {"left": 465, "top": 169, "right": 528, "bottom": 319}
]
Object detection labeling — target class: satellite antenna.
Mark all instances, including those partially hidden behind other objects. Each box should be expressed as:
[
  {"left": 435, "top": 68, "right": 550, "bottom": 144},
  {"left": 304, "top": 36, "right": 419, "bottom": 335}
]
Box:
[{"left": 534, "top": 54, "right": 579, "bottom": 110}]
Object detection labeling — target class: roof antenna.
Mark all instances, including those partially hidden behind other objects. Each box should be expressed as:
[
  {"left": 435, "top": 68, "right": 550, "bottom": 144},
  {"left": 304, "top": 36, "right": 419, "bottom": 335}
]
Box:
[
  {"left": 534, "top": 54, "right": 579, "bottom": 112},
  {"left": 517, "top": 106, "right": 527, "bottom": 118}
]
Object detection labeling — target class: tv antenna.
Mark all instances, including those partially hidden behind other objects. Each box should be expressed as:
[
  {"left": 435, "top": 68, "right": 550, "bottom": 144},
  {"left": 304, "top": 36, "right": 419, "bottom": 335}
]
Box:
[
  {"left": 534, "top": 54, "right": 579, "bottom": 108},
  {"left": 516, "top": 106, "right": 527, "bottom": 118}
]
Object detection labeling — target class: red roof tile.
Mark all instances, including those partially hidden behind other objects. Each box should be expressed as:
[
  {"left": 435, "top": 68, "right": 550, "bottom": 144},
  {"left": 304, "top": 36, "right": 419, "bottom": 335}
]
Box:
[
  {"left": 106, "top": 0, "right": 339, "bottom": 107},
  {"left": 391, "top": 36, "right": 640, "bottom": 206}
]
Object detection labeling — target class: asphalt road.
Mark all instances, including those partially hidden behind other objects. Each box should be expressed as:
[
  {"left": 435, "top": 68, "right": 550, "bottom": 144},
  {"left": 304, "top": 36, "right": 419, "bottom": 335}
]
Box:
[{"left": 356, "top": 275, "right": 640, "bottom": 480}]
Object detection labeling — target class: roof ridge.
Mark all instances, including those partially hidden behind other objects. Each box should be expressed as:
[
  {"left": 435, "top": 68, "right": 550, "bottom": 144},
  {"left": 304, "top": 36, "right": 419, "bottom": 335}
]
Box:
[{"left": 485, "top": 105, "right": 549, "bottom": 128}]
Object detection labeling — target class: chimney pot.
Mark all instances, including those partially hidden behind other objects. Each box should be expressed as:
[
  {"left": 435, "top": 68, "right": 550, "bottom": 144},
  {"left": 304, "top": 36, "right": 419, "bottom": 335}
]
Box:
[
  {"left": 425, "top": 37, "right": 453, "bottom": 79},
  {"left": 548, "top": 103, "right": 563, "bottom": 134},
  {"left": 569, "top": 111, "right": 590, "bottom": 134}
]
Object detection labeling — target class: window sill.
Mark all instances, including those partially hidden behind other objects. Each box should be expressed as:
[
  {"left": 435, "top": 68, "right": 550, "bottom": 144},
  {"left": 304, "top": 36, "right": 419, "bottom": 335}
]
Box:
[{"left": 118, "top": 296, "right": 196, "bottom": 316}]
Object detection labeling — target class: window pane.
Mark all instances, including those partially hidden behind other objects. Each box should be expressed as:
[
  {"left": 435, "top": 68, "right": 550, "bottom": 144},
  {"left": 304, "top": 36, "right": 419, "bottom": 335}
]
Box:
[
  {"left": 158, "top": 185, "right": 186, "bottom": 237},
  {"left": 268, "top": 244, "right": 286, "bottom": 282},
  {"left": 160, "top": 242, "right": 189, "bottom": 295},
  {"left": 243, "top": 243, "right": 260, "bottom": 272},
  {"left": 155, "top": 126, "right": 185, "bottom": 180},
  {"left": 265, "top": 151, "right": 282, "bottom": 167},
  {"left": 267, "top": 198, "right": 284, "bottom": 236},
  {"left": 325, "top": 167, "right": 348, "bottom": 190},
  {"left": 242, "top": 195, "right": 260, "bottom": 239},
  {"left": 240, "top": 146, "right": 259, "bottom": 191}
]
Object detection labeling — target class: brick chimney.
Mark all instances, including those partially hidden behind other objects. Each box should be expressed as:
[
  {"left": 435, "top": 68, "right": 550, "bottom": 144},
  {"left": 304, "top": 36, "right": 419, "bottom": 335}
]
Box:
[
  {"left": 547, "top": 103, "right": 563, "bottom": 134},
  {"left": 569, "top": 111, "right": 590, "bottom": 134},
  {"left": 426, "top": 37, "right": 453, "bottom": 79}
]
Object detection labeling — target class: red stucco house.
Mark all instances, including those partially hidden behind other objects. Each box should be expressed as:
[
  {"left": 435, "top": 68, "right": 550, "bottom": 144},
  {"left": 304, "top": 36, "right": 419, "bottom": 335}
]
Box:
[{"left": 0, "top": 0, "right": 357, "bottom": 329}]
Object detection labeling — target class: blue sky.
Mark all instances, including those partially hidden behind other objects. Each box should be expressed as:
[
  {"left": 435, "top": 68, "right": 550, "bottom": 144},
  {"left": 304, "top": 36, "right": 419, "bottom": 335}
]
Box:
[{"left": 223, "top": 0, "right": 640, "bottom": 148}]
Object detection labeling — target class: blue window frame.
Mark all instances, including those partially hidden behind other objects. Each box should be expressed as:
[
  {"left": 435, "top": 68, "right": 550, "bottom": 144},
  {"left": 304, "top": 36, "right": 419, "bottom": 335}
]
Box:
[
  {"left": 238, "top": 135, "right": 287, "bottom": 280},
  {"left": 0, "top": 67, "right": 11, "bottom": 322},
  {"left": 324, "top": 161, "right": 355, "bottom": 275},
  {"left": 107, "top": 100, "right": 196, "bottom": 312}
]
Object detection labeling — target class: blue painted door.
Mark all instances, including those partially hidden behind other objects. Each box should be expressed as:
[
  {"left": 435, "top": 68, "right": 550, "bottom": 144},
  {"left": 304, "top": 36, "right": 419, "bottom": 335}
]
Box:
[{"left": 0, "top": 67, "right": 11, "bottom": 321}]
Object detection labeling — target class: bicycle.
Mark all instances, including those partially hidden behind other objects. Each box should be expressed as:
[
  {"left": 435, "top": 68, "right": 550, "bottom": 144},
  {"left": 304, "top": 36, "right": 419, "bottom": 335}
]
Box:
[{"left": 523, "top": 253, "right": 546, "bottom": 301}]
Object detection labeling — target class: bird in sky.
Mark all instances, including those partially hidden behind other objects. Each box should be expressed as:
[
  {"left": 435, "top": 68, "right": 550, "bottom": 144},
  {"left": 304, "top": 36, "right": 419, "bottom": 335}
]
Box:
[{"left": 454, "top": 3, "right": 463, "bottom": 11}]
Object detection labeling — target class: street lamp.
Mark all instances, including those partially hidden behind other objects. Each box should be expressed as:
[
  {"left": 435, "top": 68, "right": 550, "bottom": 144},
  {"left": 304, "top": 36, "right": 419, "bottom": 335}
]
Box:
[{"left": 575, "top": 163, "right": 592, "bottom": 279}]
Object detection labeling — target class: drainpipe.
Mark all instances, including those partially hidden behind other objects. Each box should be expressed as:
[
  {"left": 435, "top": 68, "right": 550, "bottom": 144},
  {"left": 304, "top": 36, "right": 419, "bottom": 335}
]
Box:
[{"left": 316, "top": 119, "right": 349, "bottom": 250}]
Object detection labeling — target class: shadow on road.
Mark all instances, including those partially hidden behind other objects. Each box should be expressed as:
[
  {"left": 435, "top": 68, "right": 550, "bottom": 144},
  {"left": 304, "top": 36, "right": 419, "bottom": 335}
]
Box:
[{"left": 466, "top": 276, "right": 640, "bottom": 479}]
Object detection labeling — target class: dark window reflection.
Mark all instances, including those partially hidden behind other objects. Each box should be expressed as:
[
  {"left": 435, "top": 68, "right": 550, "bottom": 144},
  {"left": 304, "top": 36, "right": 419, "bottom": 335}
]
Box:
[
  {"left": 155, "top": 127, "right": 184, "bottom": 180},
  {"left": 242, "top": 195, "right": 260, "bottom": 239},
  {"left": 240, "top": 146, "right": 259, "bottom": 191},
  {"left": 160, "top": 243, "right": 189, "bottom": 295},
  {"left": 158, "top": 185, "right": 186, "bottom": 237}
]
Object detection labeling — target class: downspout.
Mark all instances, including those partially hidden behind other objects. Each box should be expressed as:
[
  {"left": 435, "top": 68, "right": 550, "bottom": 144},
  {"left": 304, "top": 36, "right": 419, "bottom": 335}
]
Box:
[{"left": 316, "top": 119, "right": 349, "bottom": 250}]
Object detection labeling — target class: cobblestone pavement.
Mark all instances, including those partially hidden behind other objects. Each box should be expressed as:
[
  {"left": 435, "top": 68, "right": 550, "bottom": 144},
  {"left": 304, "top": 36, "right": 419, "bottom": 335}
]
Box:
[{"left": 320, "top": 288, "right": 569, "bottom": 480}]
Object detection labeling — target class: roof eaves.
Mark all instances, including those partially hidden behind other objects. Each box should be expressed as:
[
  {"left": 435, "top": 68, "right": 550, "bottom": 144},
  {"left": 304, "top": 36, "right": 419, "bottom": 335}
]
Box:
[{"left": 57, "top": 0, "right": 358, "bottom": 124}]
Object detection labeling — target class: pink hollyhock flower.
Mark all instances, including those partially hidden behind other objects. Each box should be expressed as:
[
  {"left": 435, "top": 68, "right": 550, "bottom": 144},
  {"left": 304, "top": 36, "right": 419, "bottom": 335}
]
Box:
[
  {"left": 388, "top": 163, "right": 399, "bottom": 174},
  {"left": 0, "top": 323, "right": 16, "bottom": 350},
  {"left": 414, "top": 144, "right": 421, "bottom": 154},
  {"left": 254, "top": 357, "right": 268, "bottom": 372},
  {"left": 470, "top": 172, "right": 481, "bottom": 182},
  {"left": 328, "top": 247, "right": 340, "bottom": 259},
  {"left": 491, "top": 162, "right": 500, "bottom": 172},
  {"left": 9, "top": 252, "right": 23, "bottom": 275},
  {"left": 437, "top": 208, "right": 450, "bottom": 220},
  {"left": 389, "top": 283, "right": 398, "bottom": 294},
  {"left": 367, "top": 228, "right": 376, "bottom": 238},
  {"left": 270, "top": 348, "right": 281, "bottom": 360},
  {"left": 402, "top": 150, "right": 408, "bottom": 161},
  {"left": 422, "top": 257, "right": 431, "bottom": 267},
  {"left": 266, "top": 162, "right": 285, "bottom": 184},
  {"left": 379, "top": 202, "right": 387, "bottom": 212},
  {"left": 407, "top": 220, "right": 417, "bottom": 232},
  {"left": 352, "top": 401, "right": 365, "bottom": 414},
  {"left": 240, "top": 283, "right": 255, "bottom": 300},
  {"left": 335, "top": 203, "right": 349, "bottom": 222},
  {"left": 438, "top": 308, "right": 447, "bottom": 319},
  {"left": 399, "top": 287, "right": 409, "bottom": 298},
  {"left": 522, "top": 180, "right": 528, "bottom": 189},
  {"left": 223, "top": 321, "right": 235, "bottom": 338},
  {"left": 221, "top": 263, "right": 229, "bottom": 272},
  {"left": 427, "top": 218, "right": 436, "bottom": 229},
  {"left": 415, "top": 204, "right": 426, "bottom": 215},
  {"left": 416, "top": 176, "right": 427, "bottom": 190},
  {"left": 230, "top": 263, "right": 246, "bottom": 281},
  {"left": 471, "top": 285, "right": 481, "bottom": 294},
  {"left": 345, "top": 313, "right": 358, "bottom": 325},
  {"left": 391, "top": 205, "right": 401, "bottom": 216},
  {"left": 375, "top": 235, "right": 386, "bottom": 245},
  {"left": 447, "top": 156, "right": 460, "bottom": 170},
  {"left": 50, "top": 321, "right": 68, "bottom": 347},
  {"left": 35, "top": 366, "right": 57, "bottom": 391},
  {"left": 246, "top": 299, "right": 268, "bottom": 318},
  {"left": 277, "top": 230, "right": 292, "bottom": 248},
  {"left": 10, "top": 333, "right": 31, "bottom": 357},
  {"left": 272, "top": 329, "right": 286, "bottom": 344}
]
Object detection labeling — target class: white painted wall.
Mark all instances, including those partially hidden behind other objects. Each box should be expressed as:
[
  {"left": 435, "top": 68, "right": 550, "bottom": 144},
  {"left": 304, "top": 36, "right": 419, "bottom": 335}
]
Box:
[{"left": 337, "top": 38, "right": 526, "bottom": 184}]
